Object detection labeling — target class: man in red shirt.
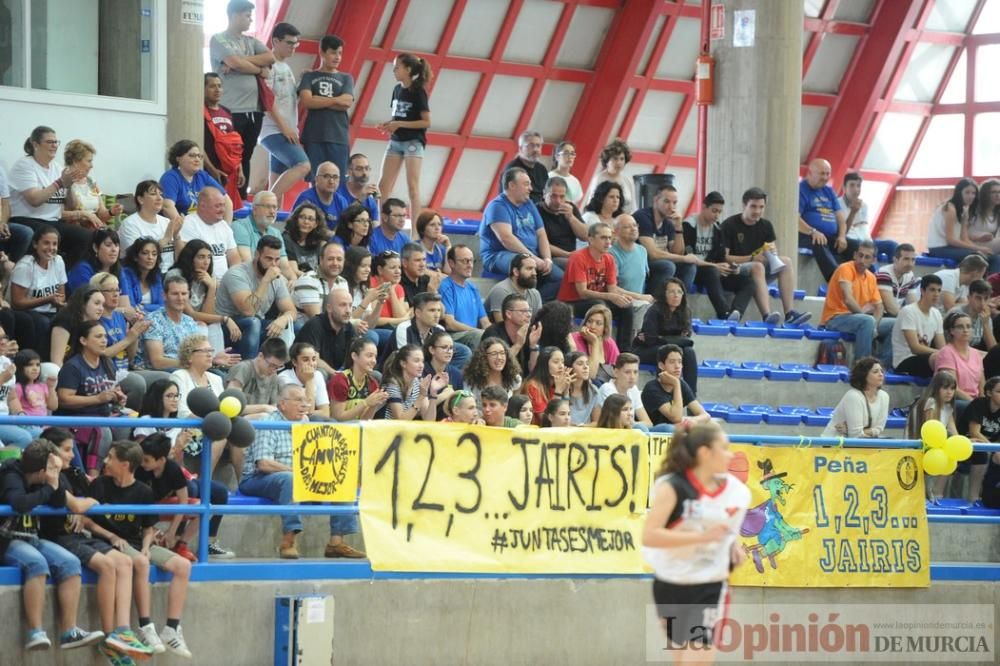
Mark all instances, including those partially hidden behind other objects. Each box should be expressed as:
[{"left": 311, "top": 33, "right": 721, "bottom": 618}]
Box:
[
  {"left": 820, "top": 239, "right": 882, "bottom": 358},
  {"left": 204, "top": 72, "right": 245, "bottom": 209},
  {"left": 557, "top": 221, "right": 651, "bottom": 350}
]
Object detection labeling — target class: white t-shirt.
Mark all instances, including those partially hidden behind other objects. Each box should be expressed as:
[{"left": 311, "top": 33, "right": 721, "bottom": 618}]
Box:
[
  {"left": 927, "top": 206, "right": 949, "bottom": 249},
  {"left": 8, "top": 156, "right": 65, "bottom": 221},
  {"left": 595, "top": 381, "right": 644, "bottom": 418},
  {"left": 0, "top": 356, "right": 14, "bottom": 416},
  {"left": 11, "top": 255, "right": 67, "bottom": 313},
  {"left": 935, "top": 268, "right": 967, "bottom": 309},
  {"left": 891, "top": 303, "right": 944, "bottom": 367},
  {"left": 0, "top": 166, "right": 10, "bottom": 198},
  {"left": 278, "top": 368, "right": 330, "bottom": 408},
  {"left": 120, "top": 212, "right": 175, "bottom": 272},
  {"left": 171, "top": 368, "right": 224, "bottom": 418},
  {"left": 179, "top": 213, "right": 236, "bottom": 277},
  {"left": 260, "top": 60, "right": 298, "bottom": 140},
  {"left": 839, "top": 195, "right": 872, "bottom": 242}
]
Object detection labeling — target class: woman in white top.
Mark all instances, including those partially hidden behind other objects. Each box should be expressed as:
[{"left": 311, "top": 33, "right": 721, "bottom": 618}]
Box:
[
  {"left": 823, "top": 356, "right": 890, "bottom": 438},
  {"left": 927, "top": 178, "right": 1000, "bottom": 273},
  {"left": 970, "top": 178, "right": 1000, "bottom": 254},
  {"left": 63, "top": 139, "right": 120, "bottom": 229},
  {"left": 7, "top": 126, "right": 93, "bottom": 267},
  {"left": 170, "top": 333, "right": 241, "bottom": 476},
  {"left": 10, "top": 226, "right": 66, "bottom": 362},
  {"left": 548, "top": 140, "right": 583, "bottom": 206},
  {"left": 119, "top": 180, "right": 181, "bottom": 272},
  {"left": 585, "top": 138, "right": 636, "bottom": 214},
  {"left": 278, "top": 342, "right": 330, "bottom": 419}
]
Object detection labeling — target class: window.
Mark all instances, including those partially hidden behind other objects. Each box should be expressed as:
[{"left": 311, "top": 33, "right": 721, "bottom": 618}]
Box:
[{"left": 1, "top": 0, "right": 156, "bottom": 101}]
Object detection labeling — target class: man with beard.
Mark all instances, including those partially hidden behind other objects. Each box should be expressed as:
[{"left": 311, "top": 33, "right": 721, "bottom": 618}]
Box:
[
  {"left": 484, "top": 253, "right": 543, "bottom": 323},
  {"left": 293, "top": 240, "right": 348, "bottom": 318},
  {"left": 483, "top": 293, "right": 542, "bottom": 375},
  {"left": 497, "top": 130, "right": 548, "bottom": 204},
  {"left": 335, "top": 153, "right": 380, "bottom": 222},
  {"left": 369, "top": 197, "right": 410, "bottom": 256},
  {"left": 216, "top": 235, "right": 296, "bottom": 358},
  {"left": 232, "top": 191, "right": 298, "bottom": 281}
]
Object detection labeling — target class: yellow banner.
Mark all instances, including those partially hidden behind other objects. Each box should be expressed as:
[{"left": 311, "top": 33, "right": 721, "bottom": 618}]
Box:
[
  {"left": 726, "top": 445, "right": 929, "bottom": 588},
  {"left": 291, "top": 423, "right": 362, "bottom": 502},
  {"left": 360, "top": 421, "right": 650, "bottom": 573}
]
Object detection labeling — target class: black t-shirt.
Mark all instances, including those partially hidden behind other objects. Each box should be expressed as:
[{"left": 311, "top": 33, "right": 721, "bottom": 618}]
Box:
[
  {"left": 720, "top": 214, "right": 776, "bottom": 258},
  {"left": 498, "top": 157, "right": 548, "bottom": 204},
  {"left": 641, "top": 377, "right": 696, "bottom": 426},
  {"left": 389, "top": 84, "right": 430, "bottom": 144},
  {"left": 294, "top": 315, "right": 354, "bottom": 372},
  {"left": 87, "top": 476, "right": 157, "bottom": 549},
  {"left": 135, "top": 460, "right": 188, "bottom": 502},
  {"left": 959, "top": 397, "right": 1000, "bottom": 440},
  {"left": 538, "top": 203, "right": 583, "bottom": 253},
  {"left": 400, "top": 272, "right": 431, "bottom": 306},
  {"left": 39, "top": 468, "right": 91, "bottom": 540}
]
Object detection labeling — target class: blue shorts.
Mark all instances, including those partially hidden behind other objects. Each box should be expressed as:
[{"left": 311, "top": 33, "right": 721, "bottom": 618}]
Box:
[
  {"left": 386, "top": 138, "right": 425, "bottom": 158},
  {"left": 260, "top": 134, "right": 310, "bottom": 175},
  {"left": 4, "top": 537, "right": 81, "bottom": 582}
]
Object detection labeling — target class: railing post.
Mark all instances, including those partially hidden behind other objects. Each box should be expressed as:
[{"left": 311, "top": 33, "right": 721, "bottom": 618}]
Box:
[{"left": 197, "top": 435, "right": 213, "bottom": 563}]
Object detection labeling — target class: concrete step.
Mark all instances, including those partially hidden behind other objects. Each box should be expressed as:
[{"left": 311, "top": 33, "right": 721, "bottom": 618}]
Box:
[{"left": 683, "top": 375, "right": 922, "bottom": 413}]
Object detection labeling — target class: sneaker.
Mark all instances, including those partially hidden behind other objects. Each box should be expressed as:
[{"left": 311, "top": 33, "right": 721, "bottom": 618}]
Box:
[
  {"left": 207, "top": 541, "right": 235, "bottom": 558},
  {"left": 137, "top": 624, "right": 165, "bottom": 654},
  {"left": 726, "top": 310, "right": 742, "bottom": 323},
  {"left": 324, "top": 542, "right": 366, "bottom": 559},
  {"left": 764, "top": 311, "right": 782, "bottom": 326},
  {"left": 60, "top": 626, "right": 105, "bottom": 649},
  {"left": 99, "top": 642, "right": 137, "bottom": 666},
  {"left": 785, "top": 310, "right": 812, "bottom": 327},
  {"left": 172, "top": 541, "right": 197, "bottom": 563},
  {"left": 105, "top": 629, "right": 155, "bottom": 660},
  {"left": 160, "top": 625, "right": 192, "bottom": 658},
  {"left": 25, "top": 628, "right": 51, "bottom": 650}
]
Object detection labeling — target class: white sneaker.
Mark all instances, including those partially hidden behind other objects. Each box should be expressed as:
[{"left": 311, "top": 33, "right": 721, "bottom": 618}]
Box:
[
  {"left": 137, "top": 623, "right": 165, "bottom": 654},
  {"left": 160, "top": 625, "right": 192, "bottom": 659}
]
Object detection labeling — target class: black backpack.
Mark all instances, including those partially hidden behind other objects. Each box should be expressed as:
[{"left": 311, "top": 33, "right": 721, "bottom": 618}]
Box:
[{"left": 815, "top": 339, "right": 847, "bottom": 366}]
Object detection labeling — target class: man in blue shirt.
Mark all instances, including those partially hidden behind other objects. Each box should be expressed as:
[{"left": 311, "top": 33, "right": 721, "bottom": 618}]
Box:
[
  {"left": 334, "top": 153, "right": 380, "bottom": 221},
  {"left": 479, "top": 167, "right": 563, "bottom": 300},
  {"left": 291, "top": 161, "right": 343, "bottom": 231},
  {"left": 368, "top": 198, "right": 411, "bottom": 256},
  {"left": 439, "top": 244, "right": 489, "bottom": 352},
  {"left": 798, "top": 158, "right": 857, "bottom": 282}
]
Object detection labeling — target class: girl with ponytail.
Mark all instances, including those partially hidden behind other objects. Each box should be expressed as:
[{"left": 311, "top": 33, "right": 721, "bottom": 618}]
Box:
[
  {"left": 377, "top": 53, "right": 433, "bottom": 219},
  {"left": 641, "top": 421, "right": 751, "bottom": 658}
]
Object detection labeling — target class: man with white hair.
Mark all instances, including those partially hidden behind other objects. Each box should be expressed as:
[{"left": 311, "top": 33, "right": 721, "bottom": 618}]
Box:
[
  {"left": 232, "top": 191, "right": 298, "bottom": 280},
  {"left": 497, "top": 130, "right": 548, "bottom": 204}
]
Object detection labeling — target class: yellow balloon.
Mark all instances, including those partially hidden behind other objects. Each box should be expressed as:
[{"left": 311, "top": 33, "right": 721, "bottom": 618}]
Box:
[
  {"left": 944, "top": 435, "right": 973, "bottom": 462},
  {"left": 940, "top": 456, "right": 958, "bottom": 476},
  {"left": 921, "top": 419, "right": 947, "bottom": 449},
  {"left": 923, "top": 448, "right": 952, "bottom": 476},
  {"left": 219, "top": 396, "right": 242, "bottom": 418}
]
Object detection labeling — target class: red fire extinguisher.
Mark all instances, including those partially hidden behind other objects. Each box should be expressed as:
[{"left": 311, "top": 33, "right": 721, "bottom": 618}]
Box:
[{"left": 696, "top": 52, "right": 714, "bottom": 105}]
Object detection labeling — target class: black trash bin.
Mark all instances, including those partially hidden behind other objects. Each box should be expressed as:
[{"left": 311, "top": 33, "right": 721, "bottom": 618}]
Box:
[{"left": 632, "top": 173, "right": 675, "bottom": 210}]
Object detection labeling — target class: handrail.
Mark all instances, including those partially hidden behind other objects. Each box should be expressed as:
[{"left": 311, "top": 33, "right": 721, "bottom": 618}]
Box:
[{"left": 2, "top": 415, "right": 998, "bottom": 566}]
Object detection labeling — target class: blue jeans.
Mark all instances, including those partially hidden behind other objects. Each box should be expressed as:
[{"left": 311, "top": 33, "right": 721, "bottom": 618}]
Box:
[
  {"left": 0, "top": 424, "right": 42, "bottom": 449},
  {"left": 873, "top": 239, "right": 899, "bottom": 262},
  {"left": 648, "top": 259, "right": 696, "bottom": 296},
  {"left": 825, "top": 313, "right": 876, "bottom": 358},
  {"left": 4, "top": 537, "right": 81, "bottom": 582},
  {"left": 187, "top": 478, "right": 229, "bottom": 538},
  {"left": 928, "top": 246, "right": 1000, "bottom": 274},
  {"left": 239, "top": 471, "right": 358, "bottom": 535},
  {"left": 484, "top": 251, "right": 564, "bottom": 301},
  {"left": 800, "top": 233, "right": 859, "bottom": 282},
  {"left": 225, "top": 315, "right": 265, "bottom": 360},
  {"left": 0, "top": 222, "right": 32, "bottom": 262},
  {"left": 876, "top": 316, "right": 895, "bottom": 368},
  {"left": 260, "top": 133, "right": 310, "bottom": 175}
]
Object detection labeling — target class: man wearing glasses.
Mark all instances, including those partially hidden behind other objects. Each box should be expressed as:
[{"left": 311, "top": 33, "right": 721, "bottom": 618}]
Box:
[
  {"left": 497, "top": 130, "right": 548, "bottom": 205},
  {"left": 291, "top": 162, "right": 344, "bottom": 231},
  {"left": 232, "top": 191, "right": 299, "bottom": 281},
  {"left": 368, "top": 197, "right": 411, "bottom": 256},
  {"left": 439, "top": 244, "right": 490, "bottom": 352},
  {"left": 259, "top": 22, "right": 311, "bottom": 202}
]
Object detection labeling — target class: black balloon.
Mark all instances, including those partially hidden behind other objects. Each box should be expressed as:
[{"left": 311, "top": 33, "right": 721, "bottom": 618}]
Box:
[
  {"left": 186, "top": 387, "right": 220, "bottom": 418},
  {"left": 218, "top": 388, "right": 247, "bottom": 414},
  {"left": 202, "top": 411, "right": 233, "bottom": 441},
  {"left": 228, "top": 416, "right": 256, "bottom": 448}
]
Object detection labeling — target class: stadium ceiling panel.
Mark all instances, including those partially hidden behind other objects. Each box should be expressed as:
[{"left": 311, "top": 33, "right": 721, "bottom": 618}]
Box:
[{"left": 259, "top": 0, "right": 998, "bottom": 227}]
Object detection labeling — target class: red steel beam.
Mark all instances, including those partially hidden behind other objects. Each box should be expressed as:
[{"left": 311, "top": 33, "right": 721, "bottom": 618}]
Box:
[
  {"left": 563, "top": 0, "right": 663, "bottom": 191},
  {"left": 809, "top": 0, "right": 923, "bottom": 187},
  {"left": 255, "top": 0, "right": 290, "bottom": 43},
  {"left": 802, "top": 1, "right": 841, "bottom": 77}
]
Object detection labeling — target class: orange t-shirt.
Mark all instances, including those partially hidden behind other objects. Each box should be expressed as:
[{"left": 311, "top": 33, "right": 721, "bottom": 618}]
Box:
[{"left": 821, "top": 261, "right": 880, "bottom": 324}]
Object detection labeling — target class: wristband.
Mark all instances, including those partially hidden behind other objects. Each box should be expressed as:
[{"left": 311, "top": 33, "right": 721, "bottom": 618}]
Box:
[{"left": 529, "top": 346, "right": 540, "bottom": 352}]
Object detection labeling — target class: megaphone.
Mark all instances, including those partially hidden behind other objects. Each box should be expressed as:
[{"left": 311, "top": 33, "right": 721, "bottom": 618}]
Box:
[{"left": 763, "top": 250, "right": 786, "bottom": 274}]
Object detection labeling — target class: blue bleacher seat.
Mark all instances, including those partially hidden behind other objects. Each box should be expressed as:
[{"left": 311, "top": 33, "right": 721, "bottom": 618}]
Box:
[
  {"left": 886, "top": 415, "right": 906, "bottom": 429},
  {"left": 817, "top": 284, "right": 827, "bottom": 297},
  {"left": 725, "top": 411, "right": 762, "bottom": 424},
  {"left": 804, "top": 328, "right": 841, "bottom": 340},
  {"left": 765, "top": 365, "right": 804, "bottom": 381},
  {"left": 802, "top": 410, "right": 831, "bottom": 427},
  {"left": 228, "top": 491, "right": 274, "bottom": 506},
  {"left": 769, "top": 327, "right": 805, "bottom": 340},
  {"left": 916, "top": 253, "right": 957, "bottom": 268},
  {"left": 700, "top": 401, "right": 734, "bottom": 417},
  {"left": 692, "top": 321, "right": 731, "bottom": 336},
  {"left": 739, "top": 403, "right": 775, "bottom": 414},
  {"left": 763, "top": 412, "right": 803, "bottom": 426},
  {"left": 816, "top": 364, "right": 850, "bottom": 381},
  {"left": 778, "top": 405, "right": 812, "bottom": 415},
  {"left": 728, "top": 365, "right": 766, "bottom": 379},
  {"left": 697, "top": 362, "right": 728, "bottom": 378},
  {"left": 442, "top": 218, "right": 480, "bottom": 236},
  {"left": 732, "top": 323, "right": 768, "bottom": 338}
]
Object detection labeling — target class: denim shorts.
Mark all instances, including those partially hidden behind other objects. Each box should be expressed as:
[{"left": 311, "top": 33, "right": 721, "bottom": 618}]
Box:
[
  {"left": 386, "top": 138, "right": 425, "bottom": 158},
  {"left": 260, "top": 134, "right": 310, "bottom": 174},
  {"left": 3, "top": 537, "right": 81, "bottom": 582}
]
